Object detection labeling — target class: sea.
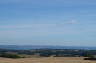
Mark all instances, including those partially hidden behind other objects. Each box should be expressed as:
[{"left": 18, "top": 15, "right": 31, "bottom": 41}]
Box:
[{"left": 0, "top": 45, "right": 96, "bottom": 50}]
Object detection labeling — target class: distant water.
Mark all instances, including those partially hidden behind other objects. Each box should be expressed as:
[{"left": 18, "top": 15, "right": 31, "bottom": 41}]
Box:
[{"left": 0, "top": 45, "right": 96, "bottom": 50}]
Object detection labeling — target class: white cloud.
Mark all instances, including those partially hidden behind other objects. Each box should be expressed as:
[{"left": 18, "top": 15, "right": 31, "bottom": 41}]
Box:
[{"left": 66, "top": 20, "right": 78, "bottom": 24}]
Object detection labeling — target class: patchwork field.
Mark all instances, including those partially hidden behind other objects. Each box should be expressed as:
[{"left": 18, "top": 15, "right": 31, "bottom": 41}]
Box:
[{"left": 0, "top": 57, "right": 96, "bottom": 63}]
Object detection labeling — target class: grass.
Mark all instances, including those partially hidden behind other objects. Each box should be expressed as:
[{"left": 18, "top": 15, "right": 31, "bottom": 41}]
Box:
[{"left": 0, "top": 57, "right": 95, "bottom": 63}]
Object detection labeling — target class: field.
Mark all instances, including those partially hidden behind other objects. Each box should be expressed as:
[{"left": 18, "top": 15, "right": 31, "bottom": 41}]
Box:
[{"left": 0, "top": 57, "right": 96, "bottom": 63}]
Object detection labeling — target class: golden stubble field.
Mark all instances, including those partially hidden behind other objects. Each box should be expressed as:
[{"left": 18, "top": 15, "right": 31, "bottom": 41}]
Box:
[{"left": 0, "top": 57, "right": 96, "bottom": 63}]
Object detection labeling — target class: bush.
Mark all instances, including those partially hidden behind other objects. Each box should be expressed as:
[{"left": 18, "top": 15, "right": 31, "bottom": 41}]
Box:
[
  {"left": 0, "top": 53, "right": 23, "bottom": 58},
  {"left": 84, "top": 58, "right": 96, "bottom": 60}
]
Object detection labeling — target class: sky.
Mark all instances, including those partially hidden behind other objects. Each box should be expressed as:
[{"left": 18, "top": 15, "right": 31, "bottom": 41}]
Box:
[{"left": 0, "top": 0, "right": 96, "bottom": 46}]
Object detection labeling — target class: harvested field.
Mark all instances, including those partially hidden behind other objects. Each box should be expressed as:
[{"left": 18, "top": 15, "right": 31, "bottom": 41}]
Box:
[{"left": 0, "top": 57, "right": 96, "bottom": 63}]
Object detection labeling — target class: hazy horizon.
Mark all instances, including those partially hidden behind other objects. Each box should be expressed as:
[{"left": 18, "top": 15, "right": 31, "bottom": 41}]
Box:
[{"left": 0, "top": 0, "right": 96, "bottom": 46}]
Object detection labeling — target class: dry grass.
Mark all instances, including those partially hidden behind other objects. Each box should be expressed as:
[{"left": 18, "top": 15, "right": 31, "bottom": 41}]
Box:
[{"left": 0, "top": 57, "right": 96, "bottom": 63}]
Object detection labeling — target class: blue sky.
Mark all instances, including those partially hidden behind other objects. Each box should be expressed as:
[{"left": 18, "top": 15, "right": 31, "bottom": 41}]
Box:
[{"left": 0, "top": 0, "right": 96, "bottom": 46}]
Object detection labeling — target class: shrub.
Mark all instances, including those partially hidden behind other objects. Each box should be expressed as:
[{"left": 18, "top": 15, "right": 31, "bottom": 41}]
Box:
[{"left": 0, "top": 53, "right": 23, "bottom": 58}]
